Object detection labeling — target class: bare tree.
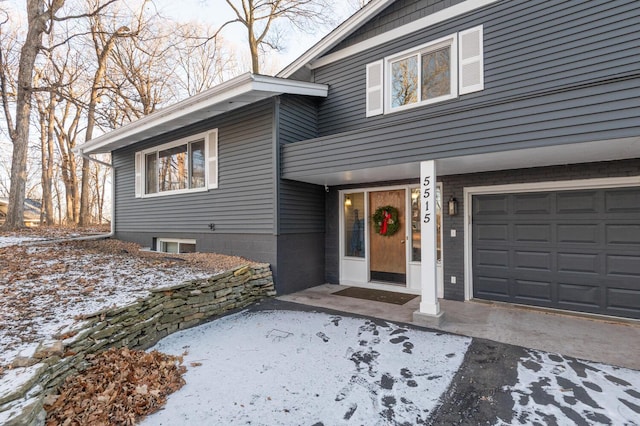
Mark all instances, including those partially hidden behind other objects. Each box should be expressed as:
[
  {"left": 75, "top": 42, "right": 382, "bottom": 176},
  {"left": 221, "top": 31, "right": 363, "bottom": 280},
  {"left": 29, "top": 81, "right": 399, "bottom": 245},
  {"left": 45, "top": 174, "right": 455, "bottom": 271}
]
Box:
[
  {"left": 0, "top": 0, "right": 120, "bottom": 230},
  {"left": 79, "top": 0, "right": 139, "bottom": 227},
  {"left": 0, "top": 0, "right": 66, "bottom": 230},
  {"left": 347, "top": 0, "right": 370, "bottom": 12},
  {"left": 222, "top": 0, "right": 333, "bottom": 74},
  {"left": 34, "top": 86, "right": 56, "bottom": 225},
  {"left": 174, "top": 23, "right": 239, "bottom": 97}
]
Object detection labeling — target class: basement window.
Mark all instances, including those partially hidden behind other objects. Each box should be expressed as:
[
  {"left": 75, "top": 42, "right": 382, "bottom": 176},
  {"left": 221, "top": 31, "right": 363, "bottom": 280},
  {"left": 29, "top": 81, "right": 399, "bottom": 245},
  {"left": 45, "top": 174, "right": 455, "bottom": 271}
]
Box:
[{"left": 157, "top": 238, "right": 196, "bottom": 254}]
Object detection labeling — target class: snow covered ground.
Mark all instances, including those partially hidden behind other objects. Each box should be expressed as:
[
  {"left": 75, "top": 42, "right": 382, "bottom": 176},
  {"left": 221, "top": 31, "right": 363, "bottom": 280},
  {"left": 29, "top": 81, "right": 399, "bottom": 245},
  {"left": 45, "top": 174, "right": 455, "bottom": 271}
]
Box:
[
  {"left": 504, "top": 350, "right": 640, "bottom": 425},
  {"left": 0, "top": 236, "right": 43, "bottom": 248},
  {"left": 142, "top": 307, "right": 640, "bottom": 425},
  {"left": 0, "top": 237, "right": 230, "bottom": 366},
  {"left": 142, "top": 309, "right": 472, "bottom": 425}
]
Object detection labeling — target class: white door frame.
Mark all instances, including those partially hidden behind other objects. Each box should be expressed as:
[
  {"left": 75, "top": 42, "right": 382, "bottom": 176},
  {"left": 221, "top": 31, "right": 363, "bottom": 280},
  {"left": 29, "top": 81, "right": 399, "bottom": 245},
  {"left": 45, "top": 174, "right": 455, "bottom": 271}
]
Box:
[
  {"left": 463, "top": 176, "right": 640, "bottom": 301},
  {"left": 339, "top": 183, "right": 445, "bottom": 296}
]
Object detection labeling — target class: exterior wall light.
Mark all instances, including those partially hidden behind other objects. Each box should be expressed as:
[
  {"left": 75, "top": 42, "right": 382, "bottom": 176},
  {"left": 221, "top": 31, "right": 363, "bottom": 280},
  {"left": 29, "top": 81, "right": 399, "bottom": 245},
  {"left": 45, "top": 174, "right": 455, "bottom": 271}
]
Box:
[
  {"left": 448, "top": 195, "right": 458, "bottom": 216},
  {"left": 345, "top": 195, "right": 352, "bottom": 207}
]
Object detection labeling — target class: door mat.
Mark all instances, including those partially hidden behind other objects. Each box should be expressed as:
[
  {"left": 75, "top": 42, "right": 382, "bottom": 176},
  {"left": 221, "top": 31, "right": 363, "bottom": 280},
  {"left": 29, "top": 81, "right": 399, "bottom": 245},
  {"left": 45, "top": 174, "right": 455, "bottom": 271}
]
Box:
[{"left": 332, "top": 287, "right": 419, "bottom": 305}]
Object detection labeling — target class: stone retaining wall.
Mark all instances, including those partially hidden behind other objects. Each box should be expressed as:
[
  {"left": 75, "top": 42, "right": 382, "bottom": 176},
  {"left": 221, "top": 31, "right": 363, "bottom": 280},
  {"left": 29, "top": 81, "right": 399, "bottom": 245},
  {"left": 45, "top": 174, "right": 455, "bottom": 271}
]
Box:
[{"left": 0, "top": 264, "right": 274, "bottom": 426}]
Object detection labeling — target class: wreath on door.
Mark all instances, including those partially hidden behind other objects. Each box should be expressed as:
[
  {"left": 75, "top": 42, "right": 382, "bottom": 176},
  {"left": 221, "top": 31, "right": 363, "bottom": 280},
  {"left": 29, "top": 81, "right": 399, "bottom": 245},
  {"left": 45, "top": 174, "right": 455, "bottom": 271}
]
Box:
[{"left": 372, "top": 205, "right": 400, "bottom": 236}]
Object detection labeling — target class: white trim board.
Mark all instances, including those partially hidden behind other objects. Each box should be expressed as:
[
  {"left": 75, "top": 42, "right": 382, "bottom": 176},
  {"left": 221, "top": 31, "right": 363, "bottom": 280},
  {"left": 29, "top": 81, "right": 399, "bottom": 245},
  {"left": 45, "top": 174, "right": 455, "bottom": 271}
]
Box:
[
  {"left": 462, "top": 176, "right": 640, "bottom": 301},
  {"left": 77, "top": 74, "right": 328, "bottom": 155},
  {"left": 306, "top": 0, "right": 499, "bottom": 72}
]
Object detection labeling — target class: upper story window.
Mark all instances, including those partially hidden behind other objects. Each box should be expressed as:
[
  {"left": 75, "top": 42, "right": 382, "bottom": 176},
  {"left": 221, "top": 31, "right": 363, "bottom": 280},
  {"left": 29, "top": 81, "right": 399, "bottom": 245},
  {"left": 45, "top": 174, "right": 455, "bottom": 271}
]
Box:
[
  {"left": 134, "top": 129, "right": 218, "bottom": 198},
  {"left": 366, "top": 25, "right": 483, "bottom": 117},
  {"left": 388, "top": 37, "right": 455, "bottom": 111}
]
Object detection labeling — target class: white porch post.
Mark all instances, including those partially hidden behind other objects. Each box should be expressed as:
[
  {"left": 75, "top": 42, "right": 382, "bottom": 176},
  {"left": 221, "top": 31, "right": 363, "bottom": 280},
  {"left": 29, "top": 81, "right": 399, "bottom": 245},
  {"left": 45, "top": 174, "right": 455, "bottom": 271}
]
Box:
[{"left": 413, "top": 160, "right": 444, "bottom": 325}]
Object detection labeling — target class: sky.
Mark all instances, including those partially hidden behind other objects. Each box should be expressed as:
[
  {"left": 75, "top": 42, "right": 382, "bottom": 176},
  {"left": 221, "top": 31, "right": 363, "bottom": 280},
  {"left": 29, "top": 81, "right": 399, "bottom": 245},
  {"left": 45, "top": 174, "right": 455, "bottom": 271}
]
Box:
[{"left": 153, "top": 0, "right": 359, "bottom": 75}]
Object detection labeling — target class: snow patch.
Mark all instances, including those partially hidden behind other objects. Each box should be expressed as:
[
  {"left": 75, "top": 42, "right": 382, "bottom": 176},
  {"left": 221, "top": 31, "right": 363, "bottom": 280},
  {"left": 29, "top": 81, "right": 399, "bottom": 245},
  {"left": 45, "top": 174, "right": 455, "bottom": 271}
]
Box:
[
  {"left": 142, "top": 310, "right": 472, "bottom": 425},
  {"left": 503, "top": 350, "right": 640, "bottom": 425}
]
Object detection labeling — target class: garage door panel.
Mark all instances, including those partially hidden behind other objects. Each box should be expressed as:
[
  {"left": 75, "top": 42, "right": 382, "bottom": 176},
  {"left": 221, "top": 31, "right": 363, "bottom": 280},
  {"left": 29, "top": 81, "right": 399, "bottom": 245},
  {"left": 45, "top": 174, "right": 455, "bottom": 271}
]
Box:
[
  {"left": 513, "top": 279, "right": 552, "bottom": 303},
  {"left": 557, "top": 282, "right": 601, "bottom": 308},
  {"left": 557, "top": 252, "right": 600, "bottom": 274},
  {"left": 606, "top": 254, "right": 640, "bottom": 277},
  {"left": 475, "top": 249, "right": 509, "bottom": 267},
  {"left": 475, "top": 224, "right": 508, "bottom": 242},
  {"left": 514, "top": 224, "right": 551, "bottom": 243},
  {"left": 472, "top": 187, "right": 640, "bottom": 319},
  {"left": 474, "top": 276, "right": 510, "bottom": 300},
  {"left": 606, "top": 287, "right": 640, "bottom": 318},
  {"left": 557, "top": 223, "right": 599, "bottom": 244},
  {"left": 606, "top": 224, "right": 640, "bottom": 245},
  {"left": 474, "top": 195, "right": 508, "bottom": 216},
  {"left": 556, "top": 191, "right": 599, "bottom": 214},
  {"left": 605, "top": 189, "right": 640, "bottom": 213},
  {"left": 513, "top": 193, "right": 552, "bottom": 214},
  {"left": 514, "top": 250, "right": 552, "bottom": 271}
]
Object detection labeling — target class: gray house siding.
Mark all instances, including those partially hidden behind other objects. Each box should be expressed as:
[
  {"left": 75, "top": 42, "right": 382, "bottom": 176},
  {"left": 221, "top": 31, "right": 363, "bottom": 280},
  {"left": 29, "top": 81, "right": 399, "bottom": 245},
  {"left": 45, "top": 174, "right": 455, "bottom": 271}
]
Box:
[
  {"left": 281, "top": 0, "right": 640, "bottom": 177},
  {"left": 275, "top": 95, "right": 327, "bottom": 292},
  {"left": 112, "top": 99, "right": 280, "bottom": 275},
  {"left": 277, "top": 95, "right": 324, "bottom": 234},
  {"left": 316, "top": 0, "right": 639, "bottom": 135},
  {"left": 440, "top": 158, "right": 640, "bottom": 302},
  {"left": 114, "top": 99, "right": 276, "bottom": 235},
  {"left": 329, "top": 0, "right": 466, "bottom": 53}
]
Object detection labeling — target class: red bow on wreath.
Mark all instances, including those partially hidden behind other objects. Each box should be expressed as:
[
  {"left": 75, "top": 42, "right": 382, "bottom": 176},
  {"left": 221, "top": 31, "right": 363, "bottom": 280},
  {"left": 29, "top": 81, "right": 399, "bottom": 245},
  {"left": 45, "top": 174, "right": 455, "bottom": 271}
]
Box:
[{"left": 380, "top": 210, "right": 391, "bottom": 235}]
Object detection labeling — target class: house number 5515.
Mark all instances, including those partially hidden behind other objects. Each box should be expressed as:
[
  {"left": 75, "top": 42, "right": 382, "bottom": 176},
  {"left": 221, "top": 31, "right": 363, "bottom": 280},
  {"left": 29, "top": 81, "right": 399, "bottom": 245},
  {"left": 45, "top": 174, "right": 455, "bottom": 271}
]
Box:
[{"left": 423, "top": 176, "right": 432, "bottom": 224}]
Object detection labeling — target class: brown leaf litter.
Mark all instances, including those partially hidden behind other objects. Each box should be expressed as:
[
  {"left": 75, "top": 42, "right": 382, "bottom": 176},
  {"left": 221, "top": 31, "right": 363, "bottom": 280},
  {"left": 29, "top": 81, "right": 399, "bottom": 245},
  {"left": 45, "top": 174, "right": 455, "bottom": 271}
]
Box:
[{"left": 44, "top": 347, "right": 187, "bottom": 425}]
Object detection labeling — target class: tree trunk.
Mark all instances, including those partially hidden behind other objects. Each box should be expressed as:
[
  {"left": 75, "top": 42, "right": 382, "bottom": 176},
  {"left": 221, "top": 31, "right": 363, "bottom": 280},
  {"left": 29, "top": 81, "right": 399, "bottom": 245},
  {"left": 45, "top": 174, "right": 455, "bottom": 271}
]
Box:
[
  {"left": 248, "top": 24, "right": 259, "bottom": 74},
  {"left": 2, "top": 0, "right": 65, "bottom": 230},
  {"left": 40, "top": 92, "right": 56, "bottom": 225},
  {"left": 78, "top": 157, "right": 91, "bottom": 226},
  {"left": 80, "top": 23, "right": 126, "bottom": 227}
]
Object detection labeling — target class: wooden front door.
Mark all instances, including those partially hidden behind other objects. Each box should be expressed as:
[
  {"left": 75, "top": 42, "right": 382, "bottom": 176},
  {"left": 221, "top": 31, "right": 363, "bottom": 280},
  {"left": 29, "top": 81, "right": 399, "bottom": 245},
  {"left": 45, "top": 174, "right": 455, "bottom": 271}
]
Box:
[{"left": 369, "top": 189, "right": 406, "bottom": 284}]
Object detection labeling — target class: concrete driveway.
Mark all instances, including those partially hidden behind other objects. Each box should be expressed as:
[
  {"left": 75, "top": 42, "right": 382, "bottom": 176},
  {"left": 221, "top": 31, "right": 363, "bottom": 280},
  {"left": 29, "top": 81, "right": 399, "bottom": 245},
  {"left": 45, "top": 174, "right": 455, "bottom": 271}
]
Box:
[{"left": 142, "top": 299, "right": 640, "bottom": 425}]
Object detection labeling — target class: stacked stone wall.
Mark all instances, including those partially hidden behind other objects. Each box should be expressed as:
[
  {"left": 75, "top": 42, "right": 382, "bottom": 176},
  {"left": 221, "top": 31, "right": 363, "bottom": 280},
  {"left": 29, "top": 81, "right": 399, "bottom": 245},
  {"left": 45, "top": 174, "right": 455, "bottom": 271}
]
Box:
[{"left": 0, "top": 264, "right": 274, "bottom": 426}]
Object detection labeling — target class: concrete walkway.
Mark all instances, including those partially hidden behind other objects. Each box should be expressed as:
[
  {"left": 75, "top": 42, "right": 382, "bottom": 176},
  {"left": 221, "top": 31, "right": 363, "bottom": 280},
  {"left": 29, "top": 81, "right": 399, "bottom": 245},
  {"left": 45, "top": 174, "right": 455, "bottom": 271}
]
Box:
[{"left": 278, "top": 284, "right": 640, "bottom": 371}]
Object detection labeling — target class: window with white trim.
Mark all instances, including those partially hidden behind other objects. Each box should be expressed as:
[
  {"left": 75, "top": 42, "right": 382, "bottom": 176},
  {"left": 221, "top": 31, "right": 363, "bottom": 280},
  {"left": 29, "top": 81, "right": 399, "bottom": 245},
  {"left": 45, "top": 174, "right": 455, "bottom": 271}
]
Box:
[
  {"left": 157, "top": 238, "right": 196, "bottom": 254},
  {"left": 366, "top": 25, "right": 483, "bottom": 116},
  {"left": 135, "top": 129, "right": 218, "bottom": 198}
]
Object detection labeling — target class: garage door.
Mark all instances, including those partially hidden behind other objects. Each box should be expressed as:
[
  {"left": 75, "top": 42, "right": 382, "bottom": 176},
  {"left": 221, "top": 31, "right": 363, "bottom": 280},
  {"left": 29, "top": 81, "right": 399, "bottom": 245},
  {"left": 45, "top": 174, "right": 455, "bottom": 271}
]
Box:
[{"left": 472, "top": 187, "right": 640, "bottom": 319}]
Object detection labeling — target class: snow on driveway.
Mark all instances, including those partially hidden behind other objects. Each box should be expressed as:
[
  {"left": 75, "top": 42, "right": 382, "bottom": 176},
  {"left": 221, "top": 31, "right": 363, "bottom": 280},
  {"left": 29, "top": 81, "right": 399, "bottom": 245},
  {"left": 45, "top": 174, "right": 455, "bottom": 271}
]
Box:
[
  {"left": 504, "top": 350, "right": 640, "bottom": 425},
  {"left": 142, "top": 309, "right": 472, "bottom": 425}
]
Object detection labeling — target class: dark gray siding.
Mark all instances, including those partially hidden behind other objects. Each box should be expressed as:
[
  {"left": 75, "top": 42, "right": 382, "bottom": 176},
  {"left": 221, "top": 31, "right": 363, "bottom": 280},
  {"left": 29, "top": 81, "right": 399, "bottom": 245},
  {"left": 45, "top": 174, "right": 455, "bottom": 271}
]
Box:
[
  {"left": 441, "top": 158, "right": 640, "bottom": 302},
  {"left": 277, "top": 95, "right": 325, "bottom": 234},
  {"left": 316, "top": 0, "right": 640, "bottom": 134},
  {"left": 276, "top": 233, "right": 325, "bottom": 293},
  {"left": 114, "top": 231, "right": 277, "bottom": 272},
  {"left": 282, "top": 0, "right": 640, "bottom": 177},
  {"left": 113, "top": 99, "right": 275, "bottom": 235},
  {"left": 275, "top": 95, "right": 326, "bottom": 291},
  {"left": 278, "top": 95, "right": 318, "bottom": 145},
  {"left": 329, "top": 0, "right": 466, "bottom": 53}
]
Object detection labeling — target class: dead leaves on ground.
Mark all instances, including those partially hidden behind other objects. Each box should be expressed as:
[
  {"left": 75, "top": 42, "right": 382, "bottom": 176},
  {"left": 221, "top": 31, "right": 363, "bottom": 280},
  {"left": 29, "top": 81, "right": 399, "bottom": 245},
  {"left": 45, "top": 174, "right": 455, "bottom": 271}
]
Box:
[
  {"left": 45, "top": 347, "right": 186, "bottom": 426},
  {"left": 0, "top": 237, "right": 248, "bottom": 366}
]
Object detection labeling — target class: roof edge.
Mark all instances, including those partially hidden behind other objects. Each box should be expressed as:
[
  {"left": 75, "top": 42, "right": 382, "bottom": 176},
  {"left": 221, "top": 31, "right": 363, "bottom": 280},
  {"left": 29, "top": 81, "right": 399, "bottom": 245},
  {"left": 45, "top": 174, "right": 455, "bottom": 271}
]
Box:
[
  {"left": 76, "top": 73, "right": 328, "bottom": 155},
  {"left": 276, "top": 0, "right": 395, "bottom": 78}
]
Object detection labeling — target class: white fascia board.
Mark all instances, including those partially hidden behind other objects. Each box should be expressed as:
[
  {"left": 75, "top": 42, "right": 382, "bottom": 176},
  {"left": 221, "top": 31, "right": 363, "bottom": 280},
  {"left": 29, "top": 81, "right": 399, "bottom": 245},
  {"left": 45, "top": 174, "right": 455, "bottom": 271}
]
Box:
[
  {"left": 277, "top": 0, "right": 396, "bottom": 78},
  {"left": 251, "top": 74, "right": 328, "bottom": 97},
  {"left": 77, "top": 73, "right": 328, "bottom": 155},
  {"left": 291, "top": 0, "right": 501, "bottom": 74}
]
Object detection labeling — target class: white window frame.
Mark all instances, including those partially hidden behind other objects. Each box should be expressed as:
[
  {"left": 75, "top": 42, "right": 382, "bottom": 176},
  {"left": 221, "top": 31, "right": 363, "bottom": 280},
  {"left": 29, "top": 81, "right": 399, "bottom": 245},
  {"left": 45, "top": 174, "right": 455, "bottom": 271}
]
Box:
[
  {"left": 384, "top": 34, "right": 458, "bottom": 114},
  {"left": 137, "top": 129, "right": 217, "bottom": 198},
  {"left": 157, "top": 238, "right": 197, "bottom": 254}
]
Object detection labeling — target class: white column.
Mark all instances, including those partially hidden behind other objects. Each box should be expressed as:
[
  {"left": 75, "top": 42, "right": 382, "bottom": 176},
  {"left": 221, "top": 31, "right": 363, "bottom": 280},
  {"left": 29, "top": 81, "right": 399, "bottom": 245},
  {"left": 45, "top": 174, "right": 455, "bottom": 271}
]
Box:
[{"left": 417, "top": 160, "right": 442, "bottom": 317}]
